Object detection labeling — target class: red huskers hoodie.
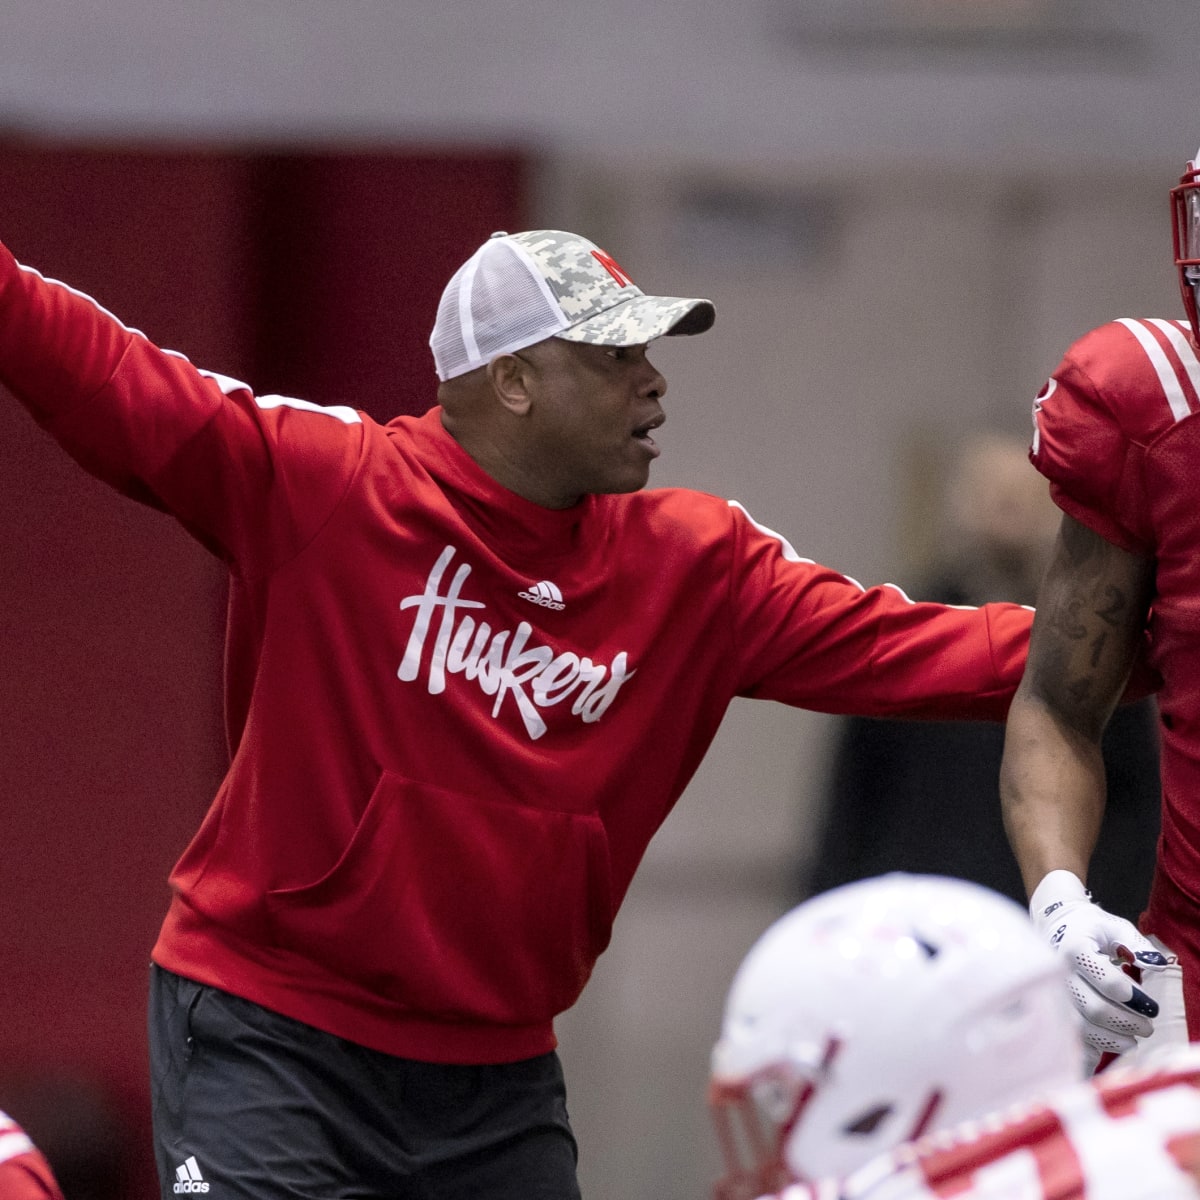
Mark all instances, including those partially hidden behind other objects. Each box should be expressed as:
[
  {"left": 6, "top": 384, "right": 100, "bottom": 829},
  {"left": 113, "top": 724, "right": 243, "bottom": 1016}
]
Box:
[{"left": 0, "top": 244, "right": 1031, "bottom": 1064}]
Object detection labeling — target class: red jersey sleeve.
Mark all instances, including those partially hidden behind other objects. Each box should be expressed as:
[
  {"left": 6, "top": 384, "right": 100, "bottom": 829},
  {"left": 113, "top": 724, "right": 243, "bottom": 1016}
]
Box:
[
  {"left": 0, "top": 240, "right": 365, "bottom": 573},
  {"left": 0, "top": 1113, "right": 64, "bottom": 1200},
  {"left": 724, "top": 502, "right": 1029, "bottom": 722},
  {"left": 1031, "top": 318, "right": 1200, "bottom": 555},
  {"left": 0, "top": 1156, "right": 65, "bottom": 1200}
]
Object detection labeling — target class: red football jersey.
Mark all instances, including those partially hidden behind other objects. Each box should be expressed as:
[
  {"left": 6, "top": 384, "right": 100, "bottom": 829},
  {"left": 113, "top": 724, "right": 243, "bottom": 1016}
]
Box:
[
  {"left": 771, "top": 1050, "right": 1200, "bottom": 1200},
  {"left": 1029, "top": 317, "right": 1200, "bottom": 1029},
  {"left": 0, "top": 1112, "right": 64, "bottom": 1200}
]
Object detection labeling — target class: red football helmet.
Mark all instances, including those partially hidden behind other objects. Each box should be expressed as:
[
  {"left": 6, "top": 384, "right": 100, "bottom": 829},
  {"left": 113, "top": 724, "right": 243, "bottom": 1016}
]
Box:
[{"left": 1171, "top": 149, "right": 1200, "bottom": 348}]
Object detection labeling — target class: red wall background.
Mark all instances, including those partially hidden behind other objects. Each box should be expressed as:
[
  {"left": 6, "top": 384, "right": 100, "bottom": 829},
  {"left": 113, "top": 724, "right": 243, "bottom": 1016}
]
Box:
[{"left": 0, "top": 140, "right": 526, "bottom": 1197}]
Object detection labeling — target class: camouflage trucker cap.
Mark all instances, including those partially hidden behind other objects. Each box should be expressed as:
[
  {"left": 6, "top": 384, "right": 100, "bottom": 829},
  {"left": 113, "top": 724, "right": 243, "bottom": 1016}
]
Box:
[{"left": 430, "top": 229, "right": 715, "bottom": 381}]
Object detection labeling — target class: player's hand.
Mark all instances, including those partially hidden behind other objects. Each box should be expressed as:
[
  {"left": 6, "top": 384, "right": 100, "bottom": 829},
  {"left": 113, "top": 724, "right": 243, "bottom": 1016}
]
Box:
[{"left": 1030, "top": 869, "right": 1172, "bottom": 1073}]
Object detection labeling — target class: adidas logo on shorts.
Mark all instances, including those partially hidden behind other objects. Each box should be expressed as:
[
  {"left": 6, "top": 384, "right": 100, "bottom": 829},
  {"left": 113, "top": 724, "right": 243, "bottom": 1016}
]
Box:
[
  {"left": 174, "top": 1156, "right": 211, "bottom": 1193},
  {"left": 517, "top": 580, "right": 566, "bottom": 611}
]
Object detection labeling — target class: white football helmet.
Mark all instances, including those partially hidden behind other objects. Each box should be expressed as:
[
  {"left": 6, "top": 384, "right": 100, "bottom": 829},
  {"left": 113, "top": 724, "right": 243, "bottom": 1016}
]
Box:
[
  {"left": 1172, "top": 147, "right": 1200, "bottom": 347},
  {"left": 709, "top": 874, "right": 1086, "bottom": 1197}
]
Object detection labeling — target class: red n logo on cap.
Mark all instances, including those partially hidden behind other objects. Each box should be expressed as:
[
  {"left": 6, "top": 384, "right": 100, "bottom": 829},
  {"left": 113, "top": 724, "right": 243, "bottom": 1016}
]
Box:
[{"left": 592, "top": 250, "right": 634, "bottom": 288}]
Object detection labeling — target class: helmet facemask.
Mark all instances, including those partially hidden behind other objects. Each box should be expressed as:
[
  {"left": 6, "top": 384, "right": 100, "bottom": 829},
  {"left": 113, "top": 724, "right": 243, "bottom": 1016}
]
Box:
[
  {"left": 709, "top": 1034, "right": 945, "bottom": 1199},
  {"left": 709, "top": 1047, "right": 829, "bottom": 1200},
  {"left": 1171, "top": 155, "right": 1200, "bottom": 347}
]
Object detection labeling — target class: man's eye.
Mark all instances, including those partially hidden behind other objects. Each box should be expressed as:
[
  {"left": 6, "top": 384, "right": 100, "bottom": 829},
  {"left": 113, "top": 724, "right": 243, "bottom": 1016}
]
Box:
[{"left": 605, "top": 347, "right": 627, "bottom": 361}]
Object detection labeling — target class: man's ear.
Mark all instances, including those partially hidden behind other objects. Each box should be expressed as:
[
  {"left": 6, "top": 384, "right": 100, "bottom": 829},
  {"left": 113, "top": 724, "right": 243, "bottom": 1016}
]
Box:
[{"left": 486, "top": 353, "right": 533, "bottom": 416}]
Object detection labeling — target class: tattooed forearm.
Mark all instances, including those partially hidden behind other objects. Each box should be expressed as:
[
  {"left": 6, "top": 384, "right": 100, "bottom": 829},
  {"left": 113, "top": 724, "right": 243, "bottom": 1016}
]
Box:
[
  {"left": 1066, "top": 676, "right": 1095, "bottom": 707},
  {"left": 1046, "top": 587, "right": 1131, "bottom": 643},
  {"left": 1033, "top": 601, "right": 1119, "bottom": 722},
  {"left": 1059, "top": 512, "right": 1108, "bottom": 566},
  {"left": 1047, "top": 598, "right": 1088, "bottom": 640},
  {"left": 1096, "top": 585, "right": 1132, "bottom": 627},
  {"left": 1030, "top": 632, "right": 1098, "bottom": 722},
  {"left": 1024, "top": 516, "right": 1153, "bottom": 735}
]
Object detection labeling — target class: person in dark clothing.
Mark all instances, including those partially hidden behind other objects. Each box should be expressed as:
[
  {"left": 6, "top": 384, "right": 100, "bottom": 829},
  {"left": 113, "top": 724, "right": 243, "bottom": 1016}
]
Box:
[{"left": 808, "top": 432, "right": 1160, "bottom": 922}]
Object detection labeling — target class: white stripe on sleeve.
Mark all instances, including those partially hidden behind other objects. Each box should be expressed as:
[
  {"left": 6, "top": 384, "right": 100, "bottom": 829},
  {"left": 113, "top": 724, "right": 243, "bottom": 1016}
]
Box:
[
  {"left": 1146, "top": 318, "right": 1200, "bottom": 411},
  {"left": 0, "top": 1129, "right": 35, "bottom": 1166},
  {"left": 253, "top": 393, "right": 362, "bottom": 425},
  {"left": 1116, "top": 318, "right": 1193, "bottom": 422}
]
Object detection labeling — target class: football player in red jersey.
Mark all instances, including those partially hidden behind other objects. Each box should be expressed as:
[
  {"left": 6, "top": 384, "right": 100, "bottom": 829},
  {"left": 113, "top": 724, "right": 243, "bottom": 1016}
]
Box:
[
  {"left": 0, "top": 1111, "right": 65, "bottom": 1200},
  {"left": 708, "top": 874, "right": 1200, "bottom": 1200},
  {"left": 1000, "top": 147, "right": 1200, "bottom": 1072}
]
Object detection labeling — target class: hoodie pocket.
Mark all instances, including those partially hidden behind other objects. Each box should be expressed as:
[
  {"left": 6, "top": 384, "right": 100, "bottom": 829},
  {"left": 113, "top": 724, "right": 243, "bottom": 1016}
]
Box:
[{"left": 265, "top": 771, "right": 615, "bottom": 1024}]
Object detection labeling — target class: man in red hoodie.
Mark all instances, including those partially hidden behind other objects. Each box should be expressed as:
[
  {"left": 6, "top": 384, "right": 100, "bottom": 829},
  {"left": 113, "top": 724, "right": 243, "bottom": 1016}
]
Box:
[{"left": 0, "top": 228, "right": 1136, "bottom": 1199}]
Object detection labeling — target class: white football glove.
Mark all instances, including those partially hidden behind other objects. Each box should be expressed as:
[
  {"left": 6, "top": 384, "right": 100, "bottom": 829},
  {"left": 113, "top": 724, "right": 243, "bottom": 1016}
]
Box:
[{"left": 1030, "top": 869, "right": 1172, "bottom": 1073}]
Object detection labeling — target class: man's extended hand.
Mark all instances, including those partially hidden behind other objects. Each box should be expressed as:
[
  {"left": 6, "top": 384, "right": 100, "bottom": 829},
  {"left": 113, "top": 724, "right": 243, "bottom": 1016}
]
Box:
[{"left": 1030, "top": 869, "right": 1172, "bottom": 1072}]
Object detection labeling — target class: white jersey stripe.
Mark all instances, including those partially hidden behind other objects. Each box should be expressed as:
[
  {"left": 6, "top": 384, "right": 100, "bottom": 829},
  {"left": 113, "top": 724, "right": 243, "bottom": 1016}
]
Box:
[
  {"left": 1116, "top": 318, "right": 1193, "bottom": 422},
  {"left": 17, "top": 262, "right": 363, "bottom": 428},
  {"left": 0, "top": 1129, "right": 35, "bottom": 1165},
  {"left": 725, "top": 499, "right": 944, "bottom": 607},
  {"left": 17, "top": 262, "right": 149, "bottom": 340},
  {"left": 1146, "top": 318, "right": 1200, "bottom": 411},
  {"left": 254, "top": 392, "right": 362, "bottom": 426},
  {"left": 727, "top": 499, "right": 809, "bottom": 566}
]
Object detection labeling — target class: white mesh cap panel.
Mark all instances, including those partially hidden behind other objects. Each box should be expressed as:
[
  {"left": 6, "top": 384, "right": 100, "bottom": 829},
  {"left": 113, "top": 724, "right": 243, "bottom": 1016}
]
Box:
[
  {"left": 429, "top": 229, "right": 715, "bottom": 381},
  {"left": 428, "top": 262, "right": 473, "bottom": 382},
  {"left": 465, "top": 239, "right": 569, "bottom": 366},
  {"left": 430, "top": 237, "right": 568, "bottom": 381}
]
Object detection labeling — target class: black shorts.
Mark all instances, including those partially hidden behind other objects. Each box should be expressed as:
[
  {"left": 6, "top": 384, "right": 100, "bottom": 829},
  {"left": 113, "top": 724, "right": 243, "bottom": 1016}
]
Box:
[{"left": 147, "top": 965, "right": 580, "bottom": 1200}]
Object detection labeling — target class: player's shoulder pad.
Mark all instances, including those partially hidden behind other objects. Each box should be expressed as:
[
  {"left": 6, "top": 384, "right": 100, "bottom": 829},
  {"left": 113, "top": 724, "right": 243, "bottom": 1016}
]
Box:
[{"left": 1062, "top": 318, "right": 1200, "bottom": 441}]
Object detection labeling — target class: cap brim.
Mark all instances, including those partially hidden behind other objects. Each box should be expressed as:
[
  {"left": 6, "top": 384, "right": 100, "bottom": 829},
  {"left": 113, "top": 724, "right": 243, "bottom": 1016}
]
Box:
[{"left": 557, "top": 294, "right": 715, "bottom": 346}]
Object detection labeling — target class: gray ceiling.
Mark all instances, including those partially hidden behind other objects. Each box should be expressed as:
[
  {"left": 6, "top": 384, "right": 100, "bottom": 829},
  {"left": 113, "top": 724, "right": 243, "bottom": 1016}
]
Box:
[{"left": 0, "top": 1, "right": 1194, "bottom": 170}]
